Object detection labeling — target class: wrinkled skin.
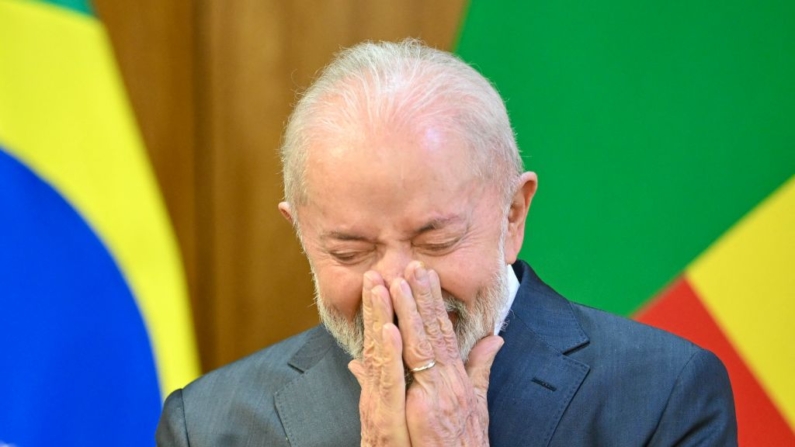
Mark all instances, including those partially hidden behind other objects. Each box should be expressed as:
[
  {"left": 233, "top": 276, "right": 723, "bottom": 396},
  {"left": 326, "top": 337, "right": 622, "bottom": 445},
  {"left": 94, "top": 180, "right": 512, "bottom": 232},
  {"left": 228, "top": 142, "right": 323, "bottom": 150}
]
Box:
[{"left": 348, "top": 262, "right": 505, "bottom": 446}]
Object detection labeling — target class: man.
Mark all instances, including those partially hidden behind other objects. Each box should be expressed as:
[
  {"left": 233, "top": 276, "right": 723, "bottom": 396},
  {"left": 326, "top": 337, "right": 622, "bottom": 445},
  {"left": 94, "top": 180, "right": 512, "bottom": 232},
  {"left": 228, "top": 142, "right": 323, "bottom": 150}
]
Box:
[{"left": 157, "top": 40, "right": 737, "bottom": 446}]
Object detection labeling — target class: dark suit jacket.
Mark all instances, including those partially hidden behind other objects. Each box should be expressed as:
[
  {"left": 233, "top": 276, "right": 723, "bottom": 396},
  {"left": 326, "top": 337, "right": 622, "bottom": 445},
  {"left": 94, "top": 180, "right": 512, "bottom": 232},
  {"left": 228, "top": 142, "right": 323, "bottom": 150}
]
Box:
[{"left": 157, "top": 261, "right": 737, "bottom": 446}]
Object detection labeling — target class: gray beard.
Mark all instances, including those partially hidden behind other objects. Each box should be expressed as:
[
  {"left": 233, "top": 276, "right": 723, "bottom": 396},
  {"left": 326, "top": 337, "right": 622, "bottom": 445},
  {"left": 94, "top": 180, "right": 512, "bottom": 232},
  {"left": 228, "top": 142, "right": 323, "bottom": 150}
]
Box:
[{"left": 313, "top": 260, "right": 509, "bottom": 363}]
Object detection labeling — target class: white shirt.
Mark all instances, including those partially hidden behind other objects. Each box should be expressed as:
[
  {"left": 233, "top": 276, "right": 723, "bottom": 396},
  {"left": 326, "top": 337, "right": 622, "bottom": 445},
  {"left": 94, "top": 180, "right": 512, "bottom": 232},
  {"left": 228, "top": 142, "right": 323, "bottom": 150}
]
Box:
[{"left": 494, "top": 264, "right": 520, "bottom": 335}]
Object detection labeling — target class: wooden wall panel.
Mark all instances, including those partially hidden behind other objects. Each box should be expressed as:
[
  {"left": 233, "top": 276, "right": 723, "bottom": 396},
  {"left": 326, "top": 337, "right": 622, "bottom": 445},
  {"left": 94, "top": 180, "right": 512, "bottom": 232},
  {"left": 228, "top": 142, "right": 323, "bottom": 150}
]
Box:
[
  {"left": 98, "top": 0, "right": 467, "bottom": 372},
  {"left": 92, "top": 0, "right": 206, "bottom": 362}
]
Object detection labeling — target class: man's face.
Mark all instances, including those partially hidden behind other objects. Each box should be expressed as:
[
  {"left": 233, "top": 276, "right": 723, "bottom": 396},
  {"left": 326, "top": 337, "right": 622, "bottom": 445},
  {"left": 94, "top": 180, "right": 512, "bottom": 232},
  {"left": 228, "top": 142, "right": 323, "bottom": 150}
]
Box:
[{"left": 287, "top": 125, "right": 518, "bottom": 360}]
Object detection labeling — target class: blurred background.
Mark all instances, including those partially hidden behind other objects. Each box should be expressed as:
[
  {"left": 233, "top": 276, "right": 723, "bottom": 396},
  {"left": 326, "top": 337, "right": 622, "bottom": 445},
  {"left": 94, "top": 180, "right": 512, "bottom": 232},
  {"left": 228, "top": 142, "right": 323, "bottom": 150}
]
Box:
[{"left": 1, "top": 0, "right": 792, "bottom": 446}]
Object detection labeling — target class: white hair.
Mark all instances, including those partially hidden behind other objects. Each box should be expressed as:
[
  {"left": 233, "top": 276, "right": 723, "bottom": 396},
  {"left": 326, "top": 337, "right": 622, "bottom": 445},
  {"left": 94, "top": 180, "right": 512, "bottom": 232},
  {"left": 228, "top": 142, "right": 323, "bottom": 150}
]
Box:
[{"left": 280, "top": 39, "right": 524, "bottom": 211}]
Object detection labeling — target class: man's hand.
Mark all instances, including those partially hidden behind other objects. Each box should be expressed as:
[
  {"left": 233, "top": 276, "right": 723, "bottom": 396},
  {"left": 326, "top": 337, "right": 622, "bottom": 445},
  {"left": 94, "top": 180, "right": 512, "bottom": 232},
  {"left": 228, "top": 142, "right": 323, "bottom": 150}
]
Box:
[
  {"left": 348, "top": 269, "right": 411, "bottom": 446},
  {"left": 348, "top": 262, "right": 504, "bottom": 446}
]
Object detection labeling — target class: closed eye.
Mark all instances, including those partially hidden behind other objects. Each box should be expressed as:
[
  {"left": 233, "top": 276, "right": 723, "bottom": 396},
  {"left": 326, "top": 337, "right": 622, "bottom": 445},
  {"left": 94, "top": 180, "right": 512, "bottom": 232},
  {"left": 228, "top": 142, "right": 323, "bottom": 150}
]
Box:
[
  {"left": 416, "top": 239, "right": 459, "bottom": 255},
  {"left": 329, "top": 251, "right": 369, "bottom": 265}
]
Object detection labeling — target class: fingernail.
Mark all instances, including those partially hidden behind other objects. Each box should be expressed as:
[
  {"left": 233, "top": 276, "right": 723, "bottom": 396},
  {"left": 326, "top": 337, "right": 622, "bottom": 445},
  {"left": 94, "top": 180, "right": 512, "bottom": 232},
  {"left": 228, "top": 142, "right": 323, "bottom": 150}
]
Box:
[
  {"left": 415, "top": 264, "right": 427, "bottom": 281},
  {"left": 399, "top": 279, "right": 411, "bottom": 295},
  {"left": 363, "top": 272, "right": 374, "bottom": 289}
]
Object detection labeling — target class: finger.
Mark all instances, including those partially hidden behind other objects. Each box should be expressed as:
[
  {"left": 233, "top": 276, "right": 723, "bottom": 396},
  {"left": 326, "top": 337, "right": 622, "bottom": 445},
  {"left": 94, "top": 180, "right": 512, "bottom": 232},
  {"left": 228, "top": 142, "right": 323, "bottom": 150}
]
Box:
[
  {"left": 352, "top": 331, "right": 412, "bottom": 447},
  {"left": 406, "top": 263, "right": 457, "bottom": 362},
  {"left": 465, "top": 335, "right": 504, "bottom": 397},
  {"left": 359, "top": 274, "right": 412, "bottom": 446},
  {"left": 428, "top": 269, "right": 460, "bottom": 360},
  {"left": 379, "top": 323, "right": 408, "bottom": 408},
  {"left": 376, "top": 323, "right": 412, "bottom": 446},
  {"left": 390, "top": 277, "right": 435, "bottom": 372},
  {"left": 348, "top": 359, "right": 367, "bottom": 385},
  {"left": 370, "top": 284, "right": 394, "bottom": 368},
  {"left": 361, "top": 272, "right": 380, "bottom": 367},
  {"left": 371, "top": 283, "right": 394, "bottom": 331}
]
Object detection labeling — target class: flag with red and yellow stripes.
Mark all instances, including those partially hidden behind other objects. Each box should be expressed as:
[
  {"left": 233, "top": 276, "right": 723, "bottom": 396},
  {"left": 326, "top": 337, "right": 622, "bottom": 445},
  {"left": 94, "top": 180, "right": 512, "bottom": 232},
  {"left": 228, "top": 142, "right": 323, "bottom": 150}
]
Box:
[
  {"left": 457, "top": 0, "right": 794, "bottom": 444},
  {"left": 638, "top": 178, "right": 795, "bottom": 444}
]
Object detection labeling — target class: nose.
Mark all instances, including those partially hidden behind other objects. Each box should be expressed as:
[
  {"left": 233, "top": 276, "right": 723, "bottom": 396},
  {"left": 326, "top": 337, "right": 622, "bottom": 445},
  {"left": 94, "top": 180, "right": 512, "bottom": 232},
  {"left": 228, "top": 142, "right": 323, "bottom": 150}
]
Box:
[{"left": 372, "top": 246, "right": 412, "bottom": 286}]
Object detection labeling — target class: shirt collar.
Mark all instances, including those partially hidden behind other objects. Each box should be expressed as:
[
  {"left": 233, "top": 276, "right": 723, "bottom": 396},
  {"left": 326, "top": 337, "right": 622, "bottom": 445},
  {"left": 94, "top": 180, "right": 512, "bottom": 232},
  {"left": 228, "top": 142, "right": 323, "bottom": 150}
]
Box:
[{"left": 494, "top": 263, "right": 520, "bottom": 335}]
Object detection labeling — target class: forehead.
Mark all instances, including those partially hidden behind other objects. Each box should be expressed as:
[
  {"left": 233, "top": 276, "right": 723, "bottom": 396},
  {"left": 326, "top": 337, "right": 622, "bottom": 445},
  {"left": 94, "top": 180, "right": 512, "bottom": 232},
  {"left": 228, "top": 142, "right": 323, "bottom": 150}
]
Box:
[
  {"left": 315, "top": 121, "right": 474, "bottom": 183},
  {"left": 299, "top": 124, "right": 489, "bottom": 233}
]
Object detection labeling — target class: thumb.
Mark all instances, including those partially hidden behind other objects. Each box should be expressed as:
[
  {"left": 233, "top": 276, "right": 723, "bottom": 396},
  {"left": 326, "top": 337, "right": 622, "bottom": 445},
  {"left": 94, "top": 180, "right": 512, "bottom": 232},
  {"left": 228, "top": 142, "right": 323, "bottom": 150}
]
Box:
[
  {"left": 348, "top": 359, "right": 367, "bottom": 386},
  {"left": 465, "top": 335, "right": 504, "bottom": 393}
]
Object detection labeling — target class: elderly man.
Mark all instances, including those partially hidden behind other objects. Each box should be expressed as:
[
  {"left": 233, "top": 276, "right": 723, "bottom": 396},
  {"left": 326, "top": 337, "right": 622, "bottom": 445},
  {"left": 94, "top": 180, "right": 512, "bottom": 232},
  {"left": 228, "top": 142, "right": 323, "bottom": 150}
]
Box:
[{"left": 157, "top": 40, "right": 737, "bottom": 446}]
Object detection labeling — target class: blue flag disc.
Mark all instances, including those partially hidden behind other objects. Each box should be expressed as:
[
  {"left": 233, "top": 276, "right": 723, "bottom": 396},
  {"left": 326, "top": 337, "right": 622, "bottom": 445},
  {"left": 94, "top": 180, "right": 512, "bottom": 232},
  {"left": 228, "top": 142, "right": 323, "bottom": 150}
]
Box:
[{"left": 0, "top": 147, "right": 161, "bottom": 447}]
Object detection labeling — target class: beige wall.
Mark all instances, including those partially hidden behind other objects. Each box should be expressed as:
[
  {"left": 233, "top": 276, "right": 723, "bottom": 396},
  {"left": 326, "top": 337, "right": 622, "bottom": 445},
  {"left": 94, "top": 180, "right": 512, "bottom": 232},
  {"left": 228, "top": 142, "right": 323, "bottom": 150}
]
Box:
[{"left": 94, "top": 0, "right": 467, "bottom": 372}]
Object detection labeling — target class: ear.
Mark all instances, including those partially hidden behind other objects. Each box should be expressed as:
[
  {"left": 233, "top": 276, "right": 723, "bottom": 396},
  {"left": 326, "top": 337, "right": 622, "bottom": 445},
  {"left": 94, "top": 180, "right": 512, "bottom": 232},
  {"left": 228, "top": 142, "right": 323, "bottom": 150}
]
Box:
[
  {"left": 278, "top": 201, "right": 294, "bottom": 225},
  {"left": 503, "top": 172, "right": 538, "bottom": 264}
]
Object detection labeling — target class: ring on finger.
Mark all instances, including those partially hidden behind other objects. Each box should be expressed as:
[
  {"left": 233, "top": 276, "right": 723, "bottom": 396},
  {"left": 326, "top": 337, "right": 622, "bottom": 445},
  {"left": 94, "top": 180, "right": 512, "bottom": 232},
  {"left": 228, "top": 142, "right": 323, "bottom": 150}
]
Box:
[{"left": 409, "top": 359, "right": 436, "bottom": 373}]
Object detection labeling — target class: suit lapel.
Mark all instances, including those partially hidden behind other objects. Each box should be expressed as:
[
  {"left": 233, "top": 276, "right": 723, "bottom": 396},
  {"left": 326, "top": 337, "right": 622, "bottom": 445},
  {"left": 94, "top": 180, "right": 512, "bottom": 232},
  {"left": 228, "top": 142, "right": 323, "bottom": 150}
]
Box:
[
  {"left": 488, "top": 262, "right": 591, "bottom": 447},
  {"left": 274, "top": 328, "right": 361, "bottom": 446}
]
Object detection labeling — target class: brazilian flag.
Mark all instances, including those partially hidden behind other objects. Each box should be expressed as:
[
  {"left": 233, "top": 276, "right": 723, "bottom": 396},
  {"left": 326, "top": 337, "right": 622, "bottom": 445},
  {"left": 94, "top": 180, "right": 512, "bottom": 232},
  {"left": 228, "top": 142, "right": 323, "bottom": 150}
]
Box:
[
  {"left": 0, "top": 0, "right": 198, "bottom": 445},
  {"left": 456, "top": 0, "right": 794, "bottom": 444}
]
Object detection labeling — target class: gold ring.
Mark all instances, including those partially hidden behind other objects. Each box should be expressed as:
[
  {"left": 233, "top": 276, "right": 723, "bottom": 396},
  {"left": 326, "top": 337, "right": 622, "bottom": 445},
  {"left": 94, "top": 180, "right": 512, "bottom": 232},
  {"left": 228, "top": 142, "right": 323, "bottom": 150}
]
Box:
[{"left": 409, "top": 359, "right": 436, "bottom": 373}]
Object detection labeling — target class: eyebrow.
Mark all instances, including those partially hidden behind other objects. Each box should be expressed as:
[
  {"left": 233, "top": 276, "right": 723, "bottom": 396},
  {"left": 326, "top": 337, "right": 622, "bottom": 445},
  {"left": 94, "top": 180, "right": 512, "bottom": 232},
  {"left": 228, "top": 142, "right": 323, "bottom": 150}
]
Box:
[
  {"left": 413, "top": 215, "right": 466, "bottom": 236},
  {"left": 321, "top": 231, "right": 372, "bottom": 242},
  {"left": 320, "top": 214, "right": 467, "bottom": 242}
]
